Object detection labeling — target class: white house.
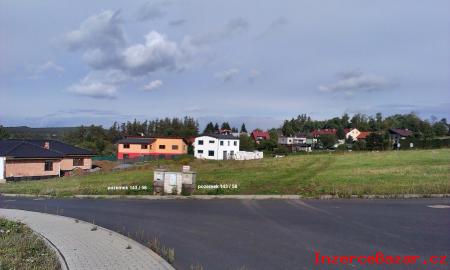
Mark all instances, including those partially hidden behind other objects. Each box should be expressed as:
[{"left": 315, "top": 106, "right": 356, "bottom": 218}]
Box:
[
  {"left": 194, "top": 134, "right": 240, "bottom": 160},
  {"left": 345, "top": 128, "right": 361, "bottom": 141}
]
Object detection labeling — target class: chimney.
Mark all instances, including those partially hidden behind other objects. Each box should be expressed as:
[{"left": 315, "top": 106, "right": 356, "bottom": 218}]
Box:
[{"left": 44, "top": 141, "right": 50, "bottom": 149}]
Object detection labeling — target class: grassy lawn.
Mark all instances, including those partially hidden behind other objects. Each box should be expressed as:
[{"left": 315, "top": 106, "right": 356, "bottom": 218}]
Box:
[
  {"left": 0, "top": 149, "right": 449, "bottom": 197},
  {"left": 0, "top": 218, "right": 61, "bottom": 270}
]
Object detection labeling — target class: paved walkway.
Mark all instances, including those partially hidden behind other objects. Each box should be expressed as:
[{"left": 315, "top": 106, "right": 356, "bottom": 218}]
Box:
[{"left": 0, "top": 209, "right": 174, "bottom": 270}]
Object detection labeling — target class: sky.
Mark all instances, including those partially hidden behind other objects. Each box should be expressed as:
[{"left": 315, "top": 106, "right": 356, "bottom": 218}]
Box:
[{"left": 1, "top": 0, "right": 449, "bottom": 130}]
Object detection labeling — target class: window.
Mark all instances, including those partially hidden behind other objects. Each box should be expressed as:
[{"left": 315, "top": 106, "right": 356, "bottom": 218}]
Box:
[
  {"left": 44, "top": 161, "right": 53, "bottom": 171},
  {"left": 197, "top": 150, "right": 203, "bottom": 154},
  {"left": 209, "top": 140, "right": 215, "bottom": 144},
  {"left": 172, "top": 145, "right": 179, "bottom": 150},
  {"left": 228, "top": 141, "right": 230, "bottom": 146},
  {"left": 208, "top": 150, "right": 214, "bottom": 157},
  {"left": 123, "top": 144, "right": 130, "bottom": 149},
  {"left": 234, "top": 141, "right": 237, "bottom": 146},
  {"left": 198, "top": 140, "right": 204, "bottom": 145},
  {"left": 73, "top": 158, "right": 84, "bottom": 166},
  {"left": 220, "top": 141, "right": 224, "bottom": 146},
  {"left": 159, "top": 145, "right": 166, "bottom": 149},
  {"left": 141, "top": 144, "right": 148, "bottom": 149}
]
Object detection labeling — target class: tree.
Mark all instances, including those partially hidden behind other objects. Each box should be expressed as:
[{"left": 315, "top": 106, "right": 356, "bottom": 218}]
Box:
[
  {"left": 336, "top": 127, "right": 346, "bottom": 140},
  {"left": 239, "top": 134, "right": 255, "bottom": 151},
  {"left": 0, "top": 125, "right": 9, "bottom": 139},
  {"left": 240, "top": 123, "right": 247, "bottom": 133},
  {"left": 231, "top": 127, "right": 238, "bottom": 132},
  {"left": 365, "top": 133, "right": 385, "bottom": 151},
  {"left": 221, "top": 122, "right": 231, "bottom": 130},
  {"left": 318, "top": 134, "right": 337, "bottom": 149},
  {"left": 203, "top": 122, "right": 215, "bottom": 133},
  {"left": 432, "top": 121, "right": 449, "bottom": 137},
  {"left": 214, "top": 123, "right": 219, "bottom": 132}
]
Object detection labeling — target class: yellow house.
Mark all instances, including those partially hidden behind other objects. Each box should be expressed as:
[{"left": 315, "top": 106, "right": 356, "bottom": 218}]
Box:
[{"left": 117, "top": 137, "right": 188, "bottom": 159}]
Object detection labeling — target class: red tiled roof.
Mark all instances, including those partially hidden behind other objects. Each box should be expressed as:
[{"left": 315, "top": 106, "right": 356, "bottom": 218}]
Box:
[
  {"left": 356, "top": 131, "right": 371, "bottom": 139},
  {"left": 251, "top": 130, "right": 270, "bottom": 140}
]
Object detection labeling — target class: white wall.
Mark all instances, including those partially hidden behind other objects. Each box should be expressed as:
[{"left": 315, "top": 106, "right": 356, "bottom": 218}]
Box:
[
  {"left": 194, "top": 136, "right": 240, "bottom": 160},
  {"left": 0, "top": 157, "right": 5, "bottom": 180}
]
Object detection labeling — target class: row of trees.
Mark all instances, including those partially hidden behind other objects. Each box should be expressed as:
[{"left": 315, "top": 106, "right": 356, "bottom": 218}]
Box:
[
  {"left": 203, "top": 122, "right": 248, "bottom": 134},
  {"left": 282, "top": 113, "right": 449, "bottom": 138}
]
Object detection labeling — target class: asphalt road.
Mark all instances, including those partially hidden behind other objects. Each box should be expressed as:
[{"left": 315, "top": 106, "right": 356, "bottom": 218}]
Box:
[{"left": 1, "top": 197, "right": 449, "bottom": 270}]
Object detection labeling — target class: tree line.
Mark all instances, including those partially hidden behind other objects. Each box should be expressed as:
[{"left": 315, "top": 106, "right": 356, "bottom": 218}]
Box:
[
  {"left": 1, "top": 112, "right": 448, "bottom": 155},
  {"left": 281, "top": 113, "right": 449, "bottom": 138}
]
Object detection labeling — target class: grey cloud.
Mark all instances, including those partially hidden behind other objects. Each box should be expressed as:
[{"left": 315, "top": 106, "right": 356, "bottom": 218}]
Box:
[
  {"left": 169, "top": 19, "right": 187, "bottom": 27},
  {"left": 255, "top": 16, "right": 288, "bottom": 39},
  {"left": 136, "top": 1, "right": 171, "bottom": 22},
  {"left": 63, "top": 10, "right": 125, "bottom": 51},
  {"left": 214, "top": 68, "right": 240, "bottom": 82},
  {"left": 318, "top": 72, "right": 390, "bottom": 95}
]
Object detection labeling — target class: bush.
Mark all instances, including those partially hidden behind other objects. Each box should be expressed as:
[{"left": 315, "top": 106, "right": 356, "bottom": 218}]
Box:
[{"left": 274, "top": 145, "right": 289, "bottom": 156}]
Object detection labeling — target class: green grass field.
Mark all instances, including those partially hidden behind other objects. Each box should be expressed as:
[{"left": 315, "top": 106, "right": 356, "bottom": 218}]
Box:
[{"left": 0, "top": 149, "right": 449, "bottom": 197}]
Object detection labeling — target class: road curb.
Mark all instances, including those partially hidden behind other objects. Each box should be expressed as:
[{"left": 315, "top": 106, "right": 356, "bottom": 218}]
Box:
[{"left": 2, "top": 193, "right": 450, "bottom": 200}]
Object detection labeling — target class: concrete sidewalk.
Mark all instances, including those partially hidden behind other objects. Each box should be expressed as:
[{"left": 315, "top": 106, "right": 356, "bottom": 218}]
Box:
[{"left": 0, "top": 209, "right": 174, "bottom": 270}]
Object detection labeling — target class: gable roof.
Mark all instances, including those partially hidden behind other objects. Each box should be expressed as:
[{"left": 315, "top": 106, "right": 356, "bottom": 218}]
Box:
[
  {"left": 389, "top": 128, "right": 413, "bottom": 137},
  {"left": 356, "top": 131, "right": 371, "bottom": 140},
  {"left": 117, "top": 137, "right": 157, "bottom": 144},
  {"left": 117, "top": 137, "right": 189, "bottom": 145},
  {"left": 0, "top": 140, "right": 63, "bottom": 159},
  {"left": 14, "top": 139, "right": 94, "bottom": 156},
  {"left": 251, "top": 130, "right": 270, "bottom": 140}
]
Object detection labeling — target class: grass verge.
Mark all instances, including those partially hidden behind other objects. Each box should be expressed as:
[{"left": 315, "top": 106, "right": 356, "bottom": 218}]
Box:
[{"left": 0, "top": 218, "right": 61, "bottom": 269}]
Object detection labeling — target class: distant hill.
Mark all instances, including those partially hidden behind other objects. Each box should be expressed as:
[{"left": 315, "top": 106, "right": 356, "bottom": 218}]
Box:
[{"left": 4, "top": 126, "right": 78, "bottom": 140}]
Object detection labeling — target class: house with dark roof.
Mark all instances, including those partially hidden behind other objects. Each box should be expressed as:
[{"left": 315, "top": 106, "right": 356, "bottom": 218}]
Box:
[
  {"left": 0, "top": 139, "right": 94, "bottom": 181},
  {"left": 0, "top": 140, "right": 62, "bottom": 181},
  {"left": 116, "top": 137, "right": 188, "bottom": 159},
  {"left": 17, "top": 139, "right": 94, "bottom": 173},
  {"left": 389, "top": 128, "right": 413, "bottom": 148}
]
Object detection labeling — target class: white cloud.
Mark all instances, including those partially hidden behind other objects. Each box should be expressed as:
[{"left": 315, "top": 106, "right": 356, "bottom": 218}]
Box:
[
  {"left": 66, "top": 70, "right": 129, "bottom": 99},
  {"left": 67, "top": 81, "right": 117, "bottom": 99},
  {"left": 143, "top": 80, "right": 163, "bottom": 91},
  {"left": 27, "top": 61, "right": 64, "bottom": 79},
  {"left": 318, "top": 72, "right": 390, "bottom": 95},
  {"left": 34, "top": 61, "right": 64, "bottom": 73},
  {"left": 62, "top": 10, "right": 189, "bottom": 98},
  {"left": 214, "top": 68, "right": 240, "bottom": 82},
  {"left": 122, "top": 31, "right": 181, "bottom": 75}
]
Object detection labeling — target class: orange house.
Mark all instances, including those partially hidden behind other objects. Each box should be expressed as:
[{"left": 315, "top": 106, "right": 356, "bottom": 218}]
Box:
[{"left": 117, "top": 137, "right": 188, "bottom": 159}]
